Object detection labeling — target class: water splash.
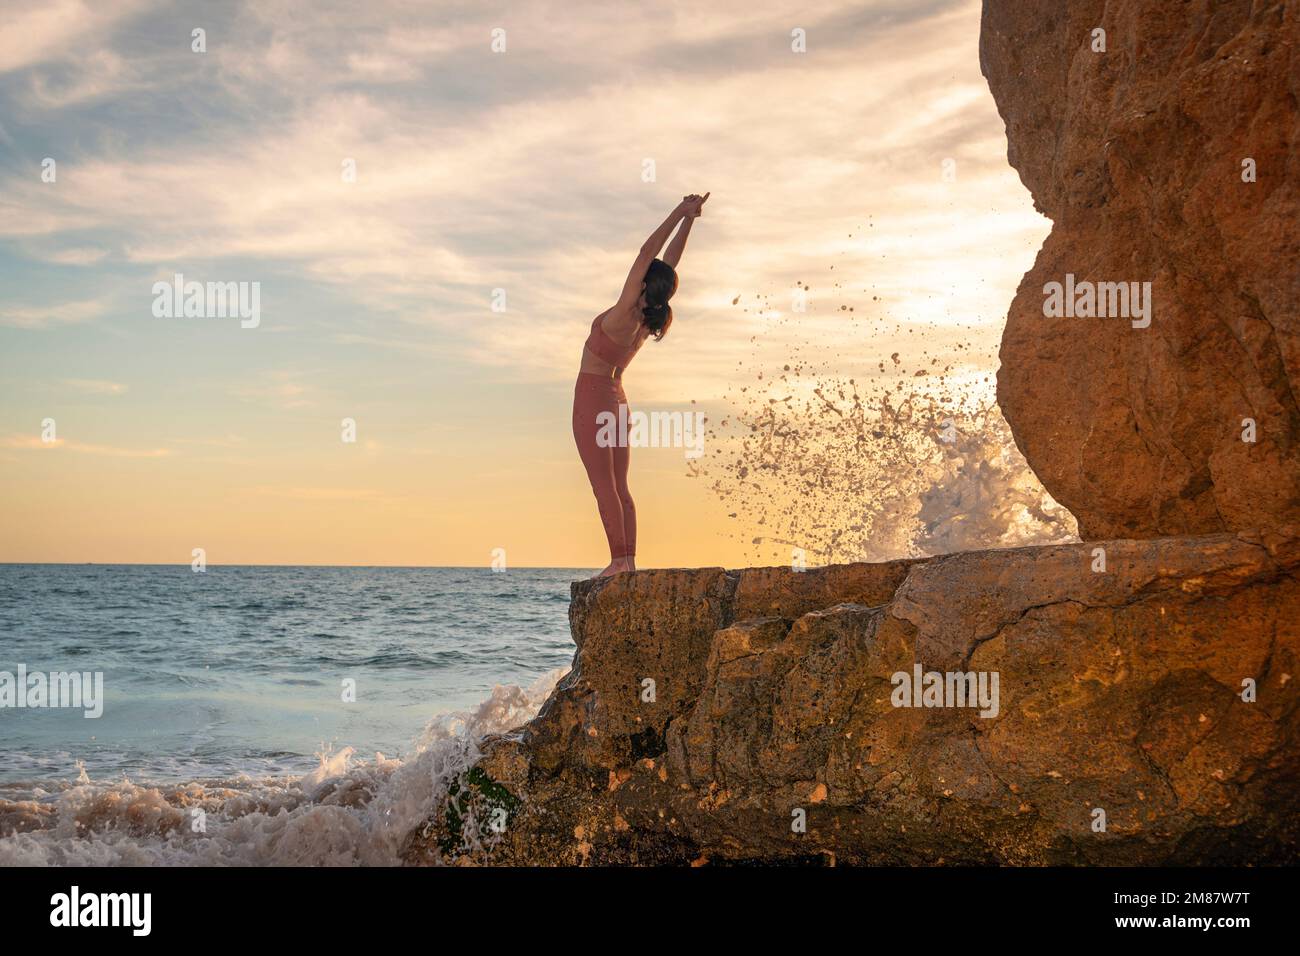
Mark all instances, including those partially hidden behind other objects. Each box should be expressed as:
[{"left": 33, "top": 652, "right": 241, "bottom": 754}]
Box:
[
  {"left": 697, "top": 289, "right": 1077, "bottom": 566},
  {"left": 0, "top": 671, "right": 562, "bottom": 866}
]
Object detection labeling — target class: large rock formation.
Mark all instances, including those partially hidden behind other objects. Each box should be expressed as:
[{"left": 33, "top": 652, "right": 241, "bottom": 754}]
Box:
[
  {"left": 406, "top": 532, "right": 1300, "bottom": 865},
  {"left": 981, "top": 0, "right": 1300, "bottom": 538},
  {"left": 398, "top": 2, "right": 1300, "bottom": 868}
]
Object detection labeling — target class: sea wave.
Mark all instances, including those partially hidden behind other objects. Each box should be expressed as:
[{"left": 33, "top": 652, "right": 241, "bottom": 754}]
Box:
[{"left": 0, "top": 670, "right": 562, "bottom": 866}]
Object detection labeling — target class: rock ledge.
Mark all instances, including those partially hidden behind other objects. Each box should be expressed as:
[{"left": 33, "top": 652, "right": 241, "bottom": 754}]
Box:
[{"left": 406, "top": 532, "right": 1299, "bottom": 865}]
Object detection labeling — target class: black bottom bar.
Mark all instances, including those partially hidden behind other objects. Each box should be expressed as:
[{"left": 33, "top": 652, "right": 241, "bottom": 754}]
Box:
[{"left": 0, "top": 865, "right": 1289, "bottom": 941}]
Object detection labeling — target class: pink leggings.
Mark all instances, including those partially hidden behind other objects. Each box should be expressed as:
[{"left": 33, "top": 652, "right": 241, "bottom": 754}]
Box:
[{"left": 573, "top": 373, "right": 636, "bottom": 561}]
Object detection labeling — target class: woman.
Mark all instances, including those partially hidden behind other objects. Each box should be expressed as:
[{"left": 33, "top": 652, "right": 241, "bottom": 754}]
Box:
[{"left": 573, "top": 192, "right": 709, "bottom": 577}]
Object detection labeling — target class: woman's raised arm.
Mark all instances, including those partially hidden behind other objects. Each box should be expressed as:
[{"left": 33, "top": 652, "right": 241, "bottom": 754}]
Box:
[
  {"left": 662, "top": 193, "right": 707, "bottom": 268},
  {"left": 614, "top": 198, "right": 693, "bottom": 310}
]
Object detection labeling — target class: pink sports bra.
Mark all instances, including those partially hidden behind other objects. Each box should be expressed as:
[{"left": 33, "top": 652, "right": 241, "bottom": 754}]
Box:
[{"left": 585, "top": 314, "right": 643, "bottom": 369}]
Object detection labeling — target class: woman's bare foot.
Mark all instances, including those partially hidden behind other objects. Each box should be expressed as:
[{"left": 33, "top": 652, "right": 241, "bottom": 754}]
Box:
[{"left": 596, "top": 557, "right": 634, "bottom": 578}]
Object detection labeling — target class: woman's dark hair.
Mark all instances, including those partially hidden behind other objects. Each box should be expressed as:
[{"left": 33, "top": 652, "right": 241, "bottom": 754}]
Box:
[{"left": 641, "top": 258, "right": 678, "bottom": 340}]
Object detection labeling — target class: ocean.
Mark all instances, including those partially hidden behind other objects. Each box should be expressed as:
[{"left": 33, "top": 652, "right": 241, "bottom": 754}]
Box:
[{"left": 0, "top": 564, "right": 580, "bottom": 865}]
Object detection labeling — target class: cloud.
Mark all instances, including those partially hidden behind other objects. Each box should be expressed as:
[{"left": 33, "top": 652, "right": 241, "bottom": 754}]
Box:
[
  {"left": 0, "top": 0, "right": 157, "bottom": 114},
  {"left": 0, "top": 0, "right": 152, "bottom": 74},
  {"left": 0, "top": 0, "right": 1035, "bottom": 402},
  {"left": 25, "top": 48, "right": 144, "bottom": 109},
  {"left": 1, "top": 434, "right": 169, "bottom": 457},
  {"left": 0, "top": 299, "right": 104, "bottom": 329},
  {"left": 231, "top": 370, "right": 322, "bottom": 409},
  {"left": 45, "top": 246, "right": 111, "bottom": 265}
]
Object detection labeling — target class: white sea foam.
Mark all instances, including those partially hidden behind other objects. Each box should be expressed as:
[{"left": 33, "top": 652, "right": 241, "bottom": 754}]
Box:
[{"left": 0, "top": 671, "right": 562, "bottom": 866}]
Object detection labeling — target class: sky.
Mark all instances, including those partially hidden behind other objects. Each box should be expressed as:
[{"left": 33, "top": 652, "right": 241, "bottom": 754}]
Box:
[{"left": 0, "top": 0, "right": 1049, "bottom": 569}]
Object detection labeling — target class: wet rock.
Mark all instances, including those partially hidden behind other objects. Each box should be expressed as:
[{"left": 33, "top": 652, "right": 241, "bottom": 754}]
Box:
[{"left": 405, "top": 531, "right": 1300, "bottom": 865}]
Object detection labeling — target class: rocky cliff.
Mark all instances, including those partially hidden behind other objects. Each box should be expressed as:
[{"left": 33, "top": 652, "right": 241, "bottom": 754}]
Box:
[
  {"left": 399, "top": 1, "right": 1300, "bottom": 867},
  {"left": 405, "top": 531, "right": 1300, "bottom": 865},
  {"left": 981, "top": 0, "right": 1300, "bottom": 538}
]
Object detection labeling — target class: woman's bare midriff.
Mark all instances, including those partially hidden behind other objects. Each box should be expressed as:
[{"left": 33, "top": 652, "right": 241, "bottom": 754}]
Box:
[
  {"left": 579, "top": 306, "right": 646, "bottom": 377},
  {"left": 578, "top": 351, "right": 622, "bottom": 377}
]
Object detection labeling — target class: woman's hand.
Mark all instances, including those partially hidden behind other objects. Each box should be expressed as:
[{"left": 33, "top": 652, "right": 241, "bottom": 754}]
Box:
[{"left": 681, "top": 192, "right": 710, "bottom": 219}]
